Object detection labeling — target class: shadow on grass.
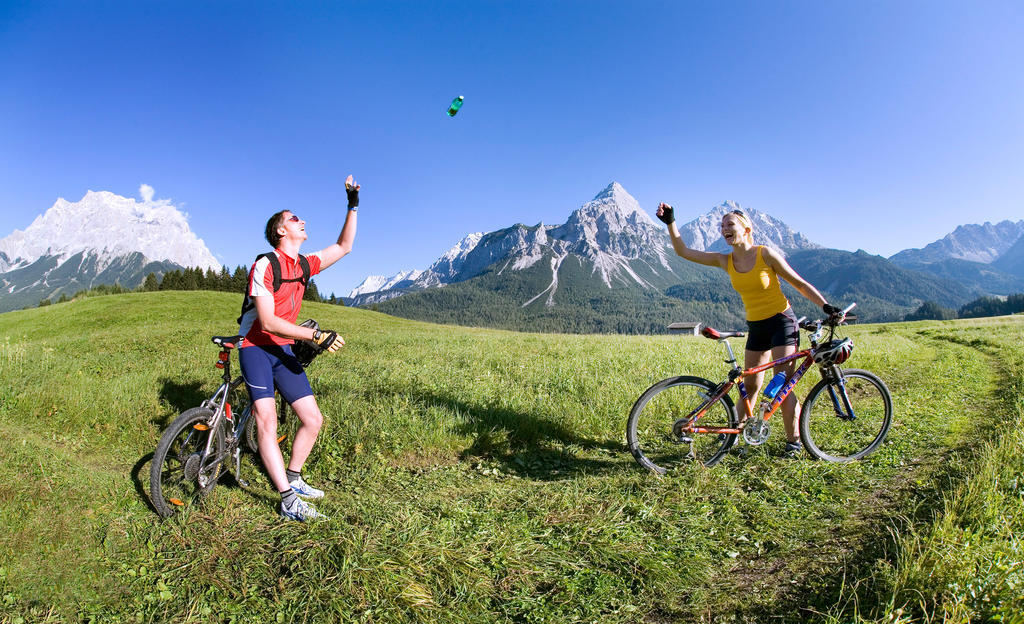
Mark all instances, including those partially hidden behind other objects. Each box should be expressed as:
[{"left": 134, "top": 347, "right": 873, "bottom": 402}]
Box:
[
  {"left": 156, "top": 378, "right": 208, "bottom": 424},
  {"left": 397, "top": 387, "right": 628, "bottom": 481},
  {"left": 131, "top": 451, "right": 159, "bottom": 515}
]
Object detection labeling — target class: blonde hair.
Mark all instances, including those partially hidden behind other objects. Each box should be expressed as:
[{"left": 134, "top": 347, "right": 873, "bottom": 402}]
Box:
[{"left": 722, "top": 210, "right": 754, "bottom": 244}]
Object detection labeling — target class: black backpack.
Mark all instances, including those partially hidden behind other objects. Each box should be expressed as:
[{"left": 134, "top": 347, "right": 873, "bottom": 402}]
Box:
[{"left": 237, "top": 252, "right": 311, "bottom": 324}]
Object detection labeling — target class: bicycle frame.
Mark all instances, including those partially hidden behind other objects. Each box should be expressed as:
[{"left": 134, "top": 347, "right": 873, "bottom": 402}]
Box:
[
  {"left": 677, "top": 304, "right": 859, "bottom": 438},
  {"left": 624, "top": 302, "right": 886, "bottom": 472},
  {"left": 193, "top": 338, "right": 254, "bottom": 484},
  {"left": 680, "top": 347, "right": 816, "bottom": 436},
  {"left": 196, "top": 336, "right": 295, "bottom": 484},
  {"left": 151, "top": 332, "right": 316, "bottom": 517}
]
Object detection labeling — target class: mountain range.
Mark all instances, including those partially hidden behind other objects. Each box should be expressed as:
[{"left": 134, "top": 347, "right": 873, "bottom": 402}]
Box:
[
  {"left": 349, "top": 183, "right": 1024, "bottom": 332},
  {"left": 2, "top": 183, "right": 1021, "bottom": 330},
  {"left": 0, "top": 190, "right": 219, "bottom": 312}
]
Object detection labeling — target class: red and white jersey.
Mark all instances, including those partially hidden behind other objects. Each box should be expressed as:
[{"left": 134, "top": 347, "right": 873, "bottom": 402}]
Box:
[{"left": 239, "top": 249, "right": 323, "bottom": 348}]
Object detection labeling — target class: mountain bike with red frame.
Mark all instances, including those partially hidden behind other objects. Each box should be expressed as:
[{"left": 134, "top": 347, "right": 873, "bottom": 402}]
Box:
[{"left": 627, "top": 303, "right": 892, "bottom": 472}]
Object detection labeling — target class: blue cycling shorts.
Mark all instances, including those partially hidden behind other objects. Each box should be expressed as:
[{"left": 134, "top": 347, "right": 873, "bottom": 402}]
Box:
[{"left": 238, "top": 343, "right": 313, "bottom": 404}]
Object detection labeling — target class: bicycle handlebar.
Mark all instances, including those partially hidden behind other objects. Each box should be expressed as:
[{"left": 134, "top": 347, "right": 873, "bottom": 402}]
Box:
[
  {"left": 687, "top": 303, "right": 858, "bottom": 343},
  {"left": 798, "top": 302, "right": 858, "bottom": 332}
]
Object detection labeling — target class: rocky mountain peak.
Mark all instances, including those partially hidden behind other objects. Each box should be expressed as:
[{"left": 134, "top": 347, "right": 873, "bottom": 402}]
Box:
[
  {"left": 569, "top": 181, "right": 660, "bottom": 230},
  {"left": 348, "top": 185, "right": 822, "bottom": 305},
  {"left": 890, "top": 219, "right": 1024, "bottom": 265}
]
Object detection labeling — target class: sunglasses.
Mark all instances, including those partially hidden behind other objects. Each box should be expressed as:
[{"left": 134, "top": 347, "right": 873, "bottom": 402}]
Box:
[
  {"left": 286, "top": 214, "right": 301, "bottom": 222},
  {"left": 730, "top": 209, "right": 745, "bottom": 217}
]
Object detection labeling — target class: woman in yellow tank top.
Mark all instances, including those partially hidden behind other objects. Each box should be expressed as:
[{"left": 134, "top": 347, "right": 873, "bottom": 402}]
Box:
[{"left": 655, "top": 203, "right": 840, "bottom": 457}]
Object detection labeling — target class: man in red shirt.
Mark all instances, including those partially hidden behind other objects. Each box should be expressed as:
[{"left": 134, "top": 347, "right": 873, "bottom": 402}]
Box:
[{"left": 238, "top": 175, "right": 359, "bottom": 521}]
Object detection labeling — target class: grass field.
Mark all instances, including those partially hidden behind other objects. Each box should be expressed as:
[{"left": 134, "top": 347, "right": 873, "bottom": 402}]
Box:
[{"left": 1, "top": 291, "right": 1022, "bottom": 623}]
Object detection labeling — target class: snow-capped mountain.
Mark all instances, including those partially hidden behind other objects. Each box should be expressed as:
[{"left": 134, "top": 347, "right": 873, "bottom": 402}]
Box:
[
  {"left": 0, "top": 188, "right": 220, "bottom": 312},
  {"left": 349, "top": 270, "right": 425, "bottom": 298},
  {"left": 349, "top": 182, "right": 820, "bottom": 307},
  {"left": 889, "top": 220, "right": 1024, "bottom": 266},
  {"left": 678, "top": 200, "right": 820, "bottom": 254},
  {"left": 0, "top": 189, "right": 219, "bottom": 272},
  {"left": 348, "top": 233, "right": 484, "bottom": 304}
]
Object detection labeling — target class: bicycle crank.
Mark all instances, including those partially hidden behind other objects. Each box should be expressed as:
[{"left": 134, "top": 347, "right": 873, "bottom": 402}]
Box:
[{"left": 743, "top": 418, "right": 770, "bottom": 445}]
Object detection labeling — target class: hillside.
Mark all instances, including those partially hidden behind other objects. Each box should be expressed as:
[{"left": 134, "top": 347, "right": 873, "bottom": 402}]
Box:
[
  {"left": 890, "top": 257, "right": 1024, "bottom": 296},
  {"left": 1, "top": 291, "right": 1022, "bottom": 622},
  {"left": 785, "top": 249, "right": 980, "bottom": 321},
  {"left": 373, "top": 246, "right": 978, "bottom": 331},
  {"left": 993, "top": 234, "right": 1024, "bottom": 277},
  {"left": 372, "top": 251, "right": 747, "bottom": 333}
]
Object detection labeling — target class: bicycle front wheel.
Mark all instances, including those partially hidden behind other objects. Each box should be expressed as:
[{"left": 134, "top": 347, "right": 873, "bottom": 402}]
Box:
[
  {"left": 627, "top": 376, "right": 738, "bottom": 473},
  {"left": 800, "top": 368, "right": 892, "bottom": 462},
  {"left": 150, "top": 407, "right": 225, "bottom": 518}
]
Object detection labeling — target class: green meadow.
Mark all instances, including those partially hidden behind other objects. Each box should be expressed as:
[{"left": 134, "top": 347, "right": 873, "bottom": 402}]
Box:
[{"left": 1, "top": 291, "right": 1022, "bottom": 623}]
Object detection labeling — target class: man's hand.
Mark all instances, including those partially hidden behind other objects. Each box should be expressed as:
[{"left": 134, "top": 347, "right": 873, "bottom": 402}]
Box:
[
  {"left": 312, "top": 329, "right": 344, "bottom": 353},
  {"left": 656, "top": 202, "right": 675, "bottom": 225},
  {"left": 822, "top": 303, "right": 841, "bottom": 316},
  {"left": 345, "top": 174, "right": 360, "bottom": 209}
]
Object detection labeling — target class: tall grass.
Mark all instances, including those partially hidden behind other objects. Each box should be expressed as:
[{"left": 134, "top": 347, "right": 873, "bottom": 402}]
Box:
[
  {"left": 0, "top": 293, "right": 1021, "bottom": 623},
  {"left": 822, "top": 321, "right": 1024, "bottom": 623}
]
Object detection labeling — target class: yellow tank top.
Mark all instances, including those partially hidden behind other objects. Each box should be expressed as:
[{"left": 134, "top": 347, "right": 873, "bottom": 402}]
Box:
[{"left": 726, "top": 246, "right": 790, "bottom": 321}]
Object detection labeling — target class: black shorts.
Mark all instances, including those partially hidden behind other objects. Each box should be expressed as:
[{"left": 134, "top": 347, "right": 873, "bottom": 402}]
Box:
[{"left": 745, "top": 309, "right": 799, "bottom": 352}]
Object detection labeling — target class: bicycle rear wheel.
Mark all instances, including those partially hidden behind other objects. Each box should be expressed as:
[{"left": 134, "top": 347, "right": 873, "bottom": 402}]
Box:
[
  {"left": 150, "top": 407, "right": 225, "bottom": 518},
  {"left": 800, "top": 368, "right": 892, "bottom": 462},
  {"left": 627, "top": 376, "right": 738, "bottom": 473},
  {"left": 243, "top": 395, "right": 300, "bottom": 454}
]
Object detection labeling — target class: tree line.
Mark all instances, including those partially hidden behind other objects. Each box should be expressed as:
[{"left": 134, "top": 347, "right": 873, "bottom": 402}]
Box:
[
  {"left": 35, "top": 265, "right": 1022, "bottom": 329},
  {"left": 904, "top": 293, "right": 1024, "bottom": 321},
  {"left": 38, "top": 265, "right": 344, "bottom": 307}
]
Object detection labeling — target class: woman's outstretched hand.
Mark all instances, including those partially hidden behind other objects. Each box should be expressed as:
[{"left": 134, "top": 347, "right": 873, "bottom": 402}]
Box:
[{"left": 656, "top": 202, "right": 675, "bottom": 225}]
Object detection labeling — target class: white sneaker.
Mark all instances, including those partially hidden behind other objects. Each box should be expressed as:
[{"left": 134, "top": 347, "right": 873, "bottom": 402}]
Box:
[
  {"left": 280, "top": 497, "right": 327, "bottom": 522},
  {"left": 288, "top": 476, "right": 325, "bottom": 500}
]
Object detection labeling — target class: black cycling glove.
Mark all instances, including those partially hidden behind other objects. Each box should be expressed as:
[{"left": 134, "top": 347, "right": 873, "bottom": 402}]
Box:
[
  {"left": 345, "top": 184, "right": 359, "bottom": 209},
  {"left": 822, "top": 304, "right": 842, "bottom": 317},
  {"left": 656, "top": 204, "right": 675, "bottom": 225}
]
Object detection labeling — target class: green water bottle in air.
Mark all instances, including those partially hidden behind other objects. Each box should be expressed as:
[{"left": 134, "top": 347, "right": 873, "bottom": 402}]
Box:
[{"left": 446, "top": 95, "right": 464, "bottom": 117}]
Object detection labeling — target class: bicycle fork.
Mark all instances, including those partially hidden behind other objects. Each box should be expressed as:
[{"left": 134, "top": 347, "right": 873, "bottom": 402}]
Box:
[{"left": 825, "top": 369, "right": 857, "bottom": 421}]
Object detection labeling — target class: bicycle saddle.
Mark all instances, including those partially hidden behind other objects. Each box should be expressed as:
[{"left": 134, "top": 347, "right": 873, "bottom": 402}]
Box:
[
  {"left": 700, "top": 327, "right": 745, "bottom": 340},
  {"left": 211, "top": 335, "right": 243, "bottom": 348}
]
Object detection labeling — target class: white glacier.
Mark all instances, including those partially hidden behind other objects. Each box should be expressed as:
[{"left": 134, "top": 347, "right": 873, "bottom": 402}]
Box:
[{"left": 0, "top": 189, "right": 220, "bottom": 272}]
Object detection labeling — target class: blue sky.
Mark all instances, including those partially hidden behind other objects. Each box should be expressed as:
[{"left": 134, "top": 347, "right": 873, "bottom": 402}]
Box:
[{"left": 2, "top": 1, "right": 1022, "bottom": 298}]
